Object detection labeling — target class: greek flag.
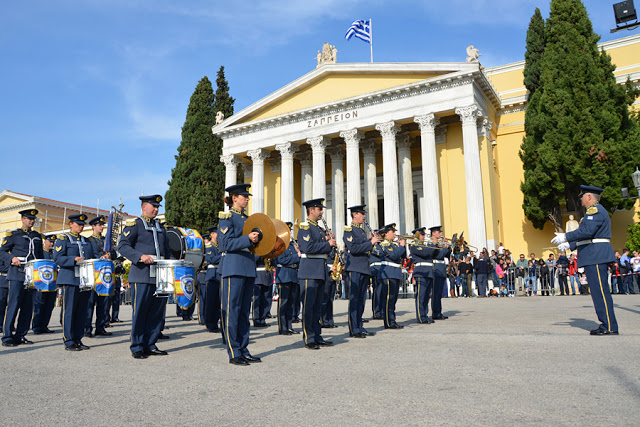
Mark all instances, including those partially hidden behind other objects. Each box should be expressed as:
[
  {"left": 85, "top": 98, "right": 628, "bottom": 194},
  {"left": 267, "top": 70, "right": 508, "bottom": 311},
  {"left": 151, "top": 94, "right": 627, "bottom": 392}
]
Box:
[{"left": 345, "top": 19, "right": 371, "bottom": 43}]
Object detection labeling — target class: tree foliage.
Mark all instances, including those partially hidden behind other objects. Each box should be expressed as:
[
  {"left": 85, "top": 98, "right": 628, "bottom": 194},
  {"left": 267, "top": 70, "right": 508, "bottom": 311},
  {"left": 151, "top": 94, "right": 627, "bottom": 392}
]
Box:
[
  {"left": 523, "top": 8, "right": 545, "bottom": 96},
  {"left": 520, "top": 0, "right": 640, "bottom": 231}
]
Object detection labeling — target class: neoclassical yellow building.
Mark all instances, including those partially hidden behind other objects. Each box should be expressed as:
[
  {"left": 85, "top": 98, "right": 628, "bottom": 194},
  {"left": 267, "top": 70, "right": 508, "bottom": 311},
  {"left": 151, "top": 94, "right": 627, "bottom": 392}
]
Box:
[{"left": 213, "top": 34, "right": 640, "bottom": 256}]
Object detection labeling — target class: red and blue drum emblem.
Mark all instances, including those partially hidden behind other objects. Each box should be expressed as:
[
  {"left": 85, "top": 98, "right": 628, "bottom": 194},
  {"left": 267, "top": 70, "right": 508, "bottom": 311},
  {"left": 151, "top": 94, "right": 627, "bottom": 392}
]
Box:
[
  {"left": 174, "top": 266, "right": 195, "bottom": 309},
  {"left": 93, "top": 260, "right": 115, "bottom": 296}
]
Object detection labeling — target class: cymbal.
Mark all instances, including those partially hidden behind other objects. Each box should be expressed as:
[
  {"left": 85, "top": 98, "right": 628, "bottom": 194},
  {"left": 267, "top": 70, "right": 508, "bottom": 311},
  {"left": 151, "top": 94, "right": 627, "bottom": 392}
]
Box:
[
  {"left": 243, "top": 213, "right": 276, "bottom": 257},
  {"left": 264, "top": 219, "right": 291, "bottom": 259}
]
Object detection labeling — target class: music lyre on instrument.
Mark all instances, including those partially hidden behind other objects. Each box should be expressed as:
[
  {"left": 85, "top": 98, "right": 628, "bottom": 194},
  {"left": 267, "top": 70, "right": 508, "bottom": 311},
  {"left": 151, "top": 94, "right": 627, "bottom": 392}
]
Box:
[{"left": 242, "top": 213, "right": 290, "bottom": 259}]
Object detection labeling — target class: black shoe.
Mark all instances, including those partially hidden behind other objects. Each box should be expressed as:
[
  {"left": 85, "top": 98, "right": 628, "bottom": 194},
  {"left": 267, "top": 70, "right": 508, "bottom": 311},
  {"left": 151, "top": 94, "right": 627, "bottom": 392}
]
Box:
[
  {"left": 387, "top": 324, "right": 404, "bottom": 329},
  {"left": 33, "top": 330, "right": 45, "bottom": 335},
  {"left": 230, "top": 356, "right": 250, "bottom": 366},
  {"left": 253, "top": 322, "right": 269, "bottom": 328},
  {"left": 350, "top": 332, "right": 366, "bottom": 338},
  {"left": 243, "top": 354, "right": 262, "bottom": 363},
  {"left": 104, "top": 323, "right": 111, "bottom": 328},
  {"left": 288, "top": 329, "right": 300, "bottom": 334},
  {"left": 372, "top": 316, "right": 383, "bottom": 320},
  {"left": 44, "top": 328, "right": 55, "bottom": 334},
  {"left": 433, "top": 315, "right": 448, "bottom": 320},
  {"left": 317, "top": 340, "right": 334, "bottom": 346},
  {"left": 182, "top": 317, "right": 193, "bottom": 321},
  {"left": 144, "top": 349, "right": 168, "bottom": 356},
  {"left": 112, "top": 319, "right": 123, "bottom": 323},
  {"left": 305, "top": 343, "right": 320, "bottom": 350},
  {"left": 94, "top": 330, "right": 112, "bottom": 336},
  {"left": 132, "top": 351, "right": 148, "bottom": 359},
  {"left": 20, "top": 338, "right": 34, "bottom": 344},
  {"left": 363, "top": 331, "right": 375, "bottom": 336},
  {"left": 65, "top": 344, "right": 82, "bottom": 351},
  {"left": 76, "top": 342, "right": 90, "bottom": 350},
  {"left": 266, "top": 313, "right": 273, "bottom": 318},
  {"left": 207, "top": 328, "right": 221, "bottom": 333},
  {"left": 590, "top": 329, "right": 619, "bottom": 336},
  {"left": 84, "top": 332, "right": 94, "bottom": 338},
  {"left": 158, "top": 333, "right": 170, "bottom": 339},
  {"left": 292, "top": 318, "right": 300, "bottom": 323},
  {"left": 362, "top": 319, "right": 369, "bottom": 323},
  {"left": 2, "top": 341, "right": 19, "bottom": 347},
  {"left": 279, "top": 330, "right": 293, "bottom": 335}
]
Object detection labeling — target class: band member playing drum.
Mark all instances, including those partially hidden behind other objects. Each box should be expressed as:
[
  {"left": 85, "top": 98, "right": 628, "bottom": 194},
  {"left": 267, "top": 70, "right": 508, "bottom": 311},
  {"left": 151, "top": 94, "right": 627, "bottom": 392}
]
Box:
[
  {"left": 297, "top": 198, "right": 336, "bottom": 349},
  {"left": 378, "top": 224, "right": 406, "bottom": 329},
  {"left": 117, "top": 195, "right": 172, "bottom": 359},
  {"left": 54, "top": 214, "right": 96, "bottom": 351},
  {"left": 32, "top": 235, "right": 58, "bottom": 334},
  {"left": 1, "top": 209, "right": 44, "bottom": 346},
  {"left": 85, "top": 215, "right": 114, "bottom": 337},
  {"left": 218, "top": 184, "right": 262, "bottom": 366},
  {"left": 409, "top": 227, "right": 438, "bottom": 324}
]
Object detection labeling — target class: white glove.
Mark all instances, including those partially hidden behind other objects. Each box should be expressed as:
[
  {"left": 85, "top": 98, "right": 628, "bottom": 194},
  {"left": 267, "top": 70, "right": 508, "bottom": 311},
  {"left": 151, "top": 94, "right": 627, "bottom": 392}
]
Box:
[
  {"left": 558, "top": 242, "right": 570, "bottom": 252},
  {"left": 551, "top": 232, "right": 567, "bottom": 245}
]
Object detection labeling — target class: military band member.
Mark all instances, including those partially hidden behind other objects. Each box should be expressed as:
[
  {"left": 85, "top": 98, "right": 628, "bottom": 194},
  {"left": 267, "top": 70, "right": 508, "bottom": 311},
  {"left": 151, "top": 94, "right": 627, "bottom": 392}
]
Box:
[
  {"left": 109, "top": 263, "right": 125, "bottom": 323},
  {"left": 176, "top": 269, "right": 198, "bottom": 320},
  {"left": 0, "top": 256, "right": 8, "bottom": 334},
  {"left": 85, "top": 216, "right": 114, "bottom": 337},
  {"left": 117, "top": 195, "right": 173, "bottom": 359},
  {"left": 273, "top": 222, "right": 300, "bottom": 335},
  {"left": 218, "top": 184, "right": 262, "bottom": 366},
  {"left": 378, "top": 224, "right": 406, "bottom": 329},
  {"left": 203, "top": 227, "right": 222, "bottom": 332},
  {"left": 197, "top": 237, "right": 209, "bottom": 326},
  {"left": 430, "top": 226, "right": 451, "bottom": 320},
  {"left": 0, "top": 209, "right": 44, "bottom": 346},
  {"left": 32, "top": 235, "right": 58, "bottom": 334},
  {"left": 321, "top": 246, "right": 338, "bottom": 329},
  {"left": 297, "top": 198, "right": 336, "bottom": 349},
  {"left": 409, "top": 227, "right": 438, "bottom": 324},
  {"left": 253, "top": 257, "right": 273, "bottom": 327},
  {"left": 552, "top": 185, "right": 619, "bottom": 335},
  {"left": 54, "top": 214, "right": 96, "bottom": 351},
  {"left": 343, "top": 204, "right": 380, "bottom": 338},
  {"left": 369, "top": 231, "right": 384, "bottom": 320}
]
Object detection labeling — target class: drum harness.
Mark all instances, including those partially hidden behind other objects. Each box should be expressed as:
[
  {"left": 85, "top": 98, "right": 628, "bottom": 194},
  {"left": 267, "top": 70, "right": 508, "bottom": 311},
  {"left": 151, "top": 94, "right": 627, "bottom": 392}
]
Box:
[
  {"left": 140, "top": 216, "right": 164, "bottom": 278},
  {"left": 66, "top": 233, "right": 87, "bottom": 277}
]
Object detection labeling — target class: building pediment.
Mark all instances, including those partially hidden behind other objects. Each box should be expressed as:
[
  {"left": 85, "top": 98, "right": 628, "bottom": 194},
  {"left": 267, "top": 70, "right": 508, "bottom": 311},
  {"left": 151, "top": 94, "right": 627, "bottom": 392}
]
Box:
[{"left": 213, "top": 62, "right": 496, "bottom": 137}]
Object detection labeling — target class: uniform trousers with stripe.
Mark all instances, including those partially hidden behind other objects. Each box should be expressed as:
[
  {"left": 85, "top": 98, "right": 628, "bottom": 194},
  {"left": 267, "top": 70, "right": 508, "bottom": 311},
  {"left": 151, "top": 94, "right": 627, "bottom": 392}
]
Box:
[
  {"left": 220, "top": 276, "right": 254, "bottom": 360},
  {"left": 414, "top": 275, "right": 433, "bottom": 323},
  {"left": 321, "top": 278, "right": 336, "bottom": 327},
  {"left": 205, "top": 278, "right": 221, "bottom": 331},
  {"left": 277, "top": 283, "right": 294, "bottom": 333},
  {"left": 252, "top": 284, "right": 272, "bottom": 323},
  {"left": 585, "top": 264, "right": 619, "bottom": 332},
  {"left": 130, "top": 283, "right": 165, "bottom": 353},
  {"left": 32, "top": 290, "right": 57, "bottom": 332},
  {"left": 197, "top": 282, "right": 207, "bottom": 325},
  {"left": 347, "top": 271, "right": 370, "bottom": 335},
  {"left": 382, "top": 278, "right": 400, "bottom": 328},
  {"left": 300, "top": 278, "right": 324, "bottom": 345},
  {"left": 432, "top": 274, "right": 446, "bottom": 317},
  {"left": 85, "top": 290, "right": 109, "bottom": 334},
  {"left": 372, "top": 275, "right": 384, "bottom": 318},
  {"left": 291, "top": 282, "right": 301, "bottom": 320},
  {"left": 0, "top": 286, "right": 8, "bottom": 333},
  {"left": 2, "top": 281, "right": 34, "bottom": 344},
  {"left": 61, "top": 285, "right": 90, "bottom": 348}
]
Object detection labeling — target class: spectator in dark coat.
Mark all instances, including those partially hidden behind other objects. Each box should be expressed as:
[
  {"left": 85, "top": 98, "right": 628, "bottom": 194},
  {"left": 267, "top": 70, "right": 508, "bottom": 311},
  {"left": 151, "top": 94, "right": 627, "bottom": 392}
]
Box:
[{"left": 475, "top": 255, "right": 490, "bottom": 297}]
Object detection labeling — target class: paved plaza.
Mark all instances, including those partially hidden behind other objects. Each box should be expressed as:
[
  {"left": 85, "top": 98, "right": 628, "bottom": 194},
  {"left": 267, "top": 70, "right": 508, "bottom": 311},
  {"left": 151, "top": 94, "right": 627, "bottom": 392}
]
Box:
[{"left": 1, "top": 294, "right": 639, "bottom": 426}]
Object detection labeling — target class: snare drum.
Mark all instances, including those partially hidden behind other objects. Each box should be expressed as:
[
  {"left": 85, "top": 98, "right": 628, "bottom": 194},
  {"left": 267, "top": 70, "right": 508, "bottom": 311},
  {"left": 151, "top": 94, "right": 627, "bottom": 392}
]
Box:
[
  {"left": 155, "top": 259, "right": 194, "bottom": 297},
  {"left": 24, "top": 259, "right": 57, "bottom": 291},
  {"left": 79, "top": 259, "right": 115, "bottom": 294},
  {"left": 167, "top": 227, "right": 204, "bottom": 269}
]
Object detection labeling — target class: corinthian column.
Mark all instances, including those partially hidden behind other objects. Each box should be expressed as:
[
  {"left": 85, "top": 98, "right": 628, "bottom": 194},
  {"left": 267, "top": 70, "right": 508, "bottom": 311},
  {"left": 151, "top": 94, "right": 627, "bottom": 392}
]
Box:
[
  {"left": 414, "top": 114, "right": 441, "bottom": 227},
  {"left": 456, "top": 105, "right": 487, "bottom": 249},
  {"left": 220, "top": 154, "right": 240, "bottom": 212},
  {"left": 328, "top": 148, "right": 345, "bottom": 245},
  {"left": 397, "top": 134, "right": 414, "bottom": 234},
  {"left": 375, "top": 121, "right": 400, "bottom": 227},
  {"left": 276, "top": 142, "right": 298, "bottom": 223},
  {"left": 361, "top": 140, "right": 379, "bottom": 231},
  {"left": 298, "top": 152, "right": 313, "bottom": 220},
  {"left": 306, "top": 136, "right": 329, "bottom": 200},
  {"left": 247, "top": 148, "right": 269, "bottom": 214},
  {"left": 340, "top": 129, "right": 363, "bottom": 208}
]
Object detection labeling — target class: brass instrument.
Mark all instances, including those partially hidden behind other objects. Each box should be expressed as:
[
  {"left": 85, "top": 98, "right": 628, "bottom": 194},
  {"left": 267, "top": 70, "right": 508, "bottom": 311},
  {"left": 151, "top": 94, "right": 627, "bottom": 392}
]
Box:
[
  {"left": 320, "top": 216, "right": 345, "bottom": 281},
  {"left": 264, "top": 258, "right": 275, "bottom": 272},
  {"left": 243, "top": 213, "right": 290, "bottom": 258}
]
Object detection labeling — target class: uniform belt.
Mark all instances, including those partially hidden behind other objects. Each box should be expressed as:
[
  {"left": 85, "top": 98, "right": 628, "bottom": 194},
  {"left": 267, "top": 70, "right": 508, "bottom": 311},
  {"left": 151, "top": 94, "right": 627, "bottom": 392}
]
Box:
[
  {"left": 0, "top": 272, "right": 6, "bottom": 276},
  {"left": 380, "top": 261, "right": 402, "bottom": 268},
  {"left": 370, "top": 262, "right": 382, "bottom": 267},
  {"left": 207, "top": 264, "right": 219, "bottom": 269},
  {"left": 277, "top": 264, "right": 299, "bottom": 269},
  {"left": 256, "top": 267, "right": 267, "bottom": 272},
  {"left": 415, "top": 262, "right": 434, "bottom": 267},
  {"left": 576, "top": 238, "right": 610, "bottom": 246},
  {"left": 221, "top": 248, "right": 251, "bottom": 256},
  {"left": 300, "top": 254, "right": 328, "bottom": 259},
  {"left": 433, "top": 260, "right": 445, "bottom": 264}
]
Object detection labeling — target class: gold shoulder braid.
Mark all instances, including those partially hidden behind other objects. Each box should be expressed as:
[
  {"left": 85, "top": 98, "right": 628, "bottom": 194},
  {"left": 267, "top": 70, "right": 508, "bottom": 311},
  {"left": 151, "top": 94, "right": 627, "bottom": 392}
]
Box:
[
  {"left": 125, "top": 218, "right": 137, "bottom": 227},
  {"left": 299, "top": 222, "right": 310, "bottom": 230},
  {"left": 219, "top": 211, "right": 231, "bottom": 220},
  {"left": 343, "top": 225, "right": 352, "bottom": 232},
  {"left": 57, "top": 233, "right": 67, "bottom": 240},
  {"left": 586, "top": 206, "right": 598, "bottom": 215}
]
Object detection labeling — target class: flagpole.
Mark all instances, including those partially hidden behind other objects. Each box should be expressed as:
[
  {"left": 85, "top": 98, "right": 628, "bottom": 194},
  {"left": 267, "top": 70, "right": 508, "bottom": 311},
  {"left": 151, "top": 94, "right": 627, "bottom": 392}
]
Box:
[{"left": 370, "top": 18, "right": 373, "bottom": 63}]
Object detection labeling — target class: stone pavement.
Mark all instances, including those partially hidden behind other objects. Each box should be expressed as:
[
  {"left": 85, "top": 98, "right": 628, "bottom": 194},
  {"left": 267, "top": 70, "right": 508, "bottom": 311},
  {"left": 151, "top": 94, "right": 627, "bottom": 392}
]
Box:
[{"left": 1, "top": 294, "right": 639, "bottom": 426}]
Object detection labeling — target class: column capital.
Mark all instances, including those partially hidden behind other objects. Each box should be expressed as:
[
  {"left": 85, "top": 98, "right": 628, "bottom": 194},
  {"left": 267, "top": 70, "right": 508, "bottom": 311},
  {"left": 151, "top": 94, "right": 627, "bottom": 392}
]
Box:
[
  {"left": 375, "top": 121, "right": 399, "bottom": 139},
  {"left": 396, "top": 133, "right": 412, "bottom": 150},
  {"left": 275, "top": 142, "right": 298, "bottom": 160},
  {"left": 306, "top": 136, "right": 329, "bottom": 154},
  {"left": 361, "top": 140, "right": 377, "bottom": 156},
  {"left": 220, "top": 154, "right": 240, "bottom": 167},
  {"left": 455, "top": 105, "right": 479, "bottom": 125},
  {"left": 242, "top": 162, "right": 253, "bottom": 178},
  {"left": 414, "top": 114, "right": 439, "bottom": 132},
  {"left": 297, "top": 152, "right": 313, "bottom": 166},
  {"left": 340, "top": 129, "right": 363, "bottom": 149},
  {"left": 247, "top": 148, "right": 269, "bottom": 165},
  {"left": 327, "top": 147, "right": 345, "bottom": 162}
]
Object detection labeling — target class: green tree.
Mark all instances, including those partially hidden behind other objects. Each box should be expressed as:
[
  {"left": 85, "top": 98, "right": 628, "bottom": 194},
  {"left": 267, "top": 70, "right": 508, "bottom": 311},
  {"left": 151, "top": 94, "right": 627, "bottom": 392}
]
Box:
[
  {"left": 212, "top": 66, "right": 237, "bottom": 202},
  {"left": 519, "top": 0, "right": 640, "bottom": 231},
  {"left": 165, "top": 76, "right": 220, "bottom": 231},
  {"left": 523, "top": 8, "right": 545, "bottom": 96},
  {"left": 627, "top": 213, "right": 640, "bottom": 252}
]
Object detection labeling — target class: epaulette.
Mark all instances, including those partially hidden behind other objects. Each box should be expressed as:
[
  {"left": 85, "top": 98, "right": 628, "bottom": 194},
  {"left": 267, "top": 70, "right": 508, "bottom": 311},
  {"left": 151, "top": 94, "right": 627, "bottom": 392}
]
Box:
[
  {"left": 4, "top": 231, "right": 12, "bottom": 237},
  {"left": 219, "top": 211, "right": 231, "bottom": 220},
  {"left": 381, "top": 241, "right": 391, "bottom": 247},
  {"left": 299, "top": 222, "right": 310, "bottom": 230},
  {"left": 57, "top": 233, "right": 67, "bottom": 240},
  {"left": 205, "top": 242, "right": 213, "bottom": 248},
  {"left": 125, "top": 218, "right": 137, "bottom": 227},
  {"left": 343, "top": 226, "right": 352, "bottom": 232},
  {"left": 586, "top": 206, "right": 598, "bottom": 215}
]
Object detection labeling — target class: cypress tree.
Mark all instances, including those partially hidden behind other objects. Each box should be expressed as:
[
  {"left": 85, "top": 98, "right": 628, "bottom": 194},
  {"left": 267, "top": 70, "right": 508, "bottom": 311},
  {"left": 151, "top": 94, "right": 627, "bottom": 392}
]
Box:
[
  {"left": 523, "top": 8, "right": 545, "bottom": 96},
  {"left": 165, "top": 76, "right": 219, "bottom": 231},
  {"left": 212, "top": 66, "right": 237, "bottom": 209},
  {"left": 519, "top": 0, "right": 640, "bottom": 231}
]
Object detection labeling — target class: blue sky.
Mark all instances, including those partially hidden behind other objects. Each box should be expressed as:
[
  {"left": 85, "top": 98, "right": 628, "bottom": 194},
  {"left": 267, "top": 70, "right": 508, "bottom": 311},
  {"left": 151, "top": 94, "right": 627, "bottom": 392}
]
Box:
[{"left": 0, "top": 0, "right": 631, "bottom": 216}]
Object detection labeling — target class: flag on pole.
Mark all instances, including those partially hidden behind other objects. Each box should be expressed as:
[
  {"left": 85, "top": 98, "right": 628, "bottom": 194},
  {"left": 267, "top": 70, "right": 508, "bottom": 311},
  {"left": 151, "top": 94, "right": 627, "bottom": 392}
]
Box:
[{"left": 345, "top": 19, "right": 371, "bottom": 43}]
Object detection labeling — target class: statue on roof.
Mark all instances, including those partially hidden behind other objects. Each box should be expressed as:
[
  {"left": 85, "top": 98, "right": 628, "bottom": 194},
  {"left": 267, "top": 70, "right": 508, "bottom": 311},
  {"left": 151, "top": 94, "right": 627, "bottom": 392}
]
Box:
[
  {"left": 316, "top": 42, "right": 338, "bottom": 68},
  {"left": 215, "top": 111, "right": 224, "bottom": 125},
  {"left": 466, "top": 45, "right": 481, "bottom": 63}
]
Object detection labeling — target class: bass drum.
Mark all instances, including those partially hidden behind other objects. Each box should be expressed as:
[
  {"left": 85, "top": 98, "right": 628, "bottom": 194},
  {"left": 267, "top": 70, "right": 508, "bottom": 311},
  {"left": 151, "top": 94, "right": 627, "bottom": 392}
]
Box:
[{"left": 166, "top": 227, "right": 204, "bottom": 269}]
